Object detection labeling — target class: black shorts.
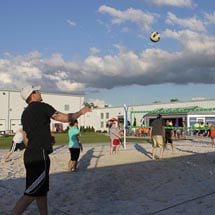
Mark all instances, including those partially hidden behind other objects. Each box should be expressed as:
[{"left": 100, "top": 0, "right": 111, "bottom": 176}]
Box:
[
  {"left": 9, "top": 141, "right": 26, "bottom": 152},
  {"left": 165, "top": 137, "right": 173, "bottom": 144},
  {"left": 24, "top": 148, "right": 50, "bottom": 197},
  {"left": 69, "top": 148, "right": 80, "bottom": 161}
]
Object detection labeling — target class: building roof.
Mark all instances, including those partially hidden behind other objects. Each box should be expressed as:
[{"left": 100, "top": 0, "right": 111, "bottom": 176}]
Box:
[
  {"left": 131, "top": 106, "right": 215, "bottom": 116},
  {"left": 150, "top": 106, "right": 215, "bottom": 114}
]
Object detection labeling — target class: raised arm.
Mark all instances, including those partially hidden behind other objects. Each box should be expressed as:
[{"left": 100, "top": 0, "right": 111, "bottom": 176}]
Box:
[{"left": 51, "top": 106, "right": 91, "bottom": 123}]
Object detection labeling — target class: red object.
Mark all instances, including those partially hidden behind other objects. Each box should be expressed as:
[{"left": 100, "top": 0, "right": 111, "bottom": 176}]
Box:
[
  {"left": 211, "top": 130, "right": 215, "bottom": 137},
  {"left": 113, "top": 139, "right": 120, "bottom": 145},
  {"left": 108, "top": 118, "right": 118, "bottom": 122}
]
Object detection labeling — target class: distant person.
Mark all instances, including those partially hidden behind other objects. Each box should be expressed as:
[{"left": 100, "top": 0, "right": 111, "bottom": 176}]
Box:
[
  {"left": 193, "top": 121, "right": 200, "bottom": 136},
  {"left": 199, "top": 121, "right": 206, "bottom": 137},
  {"left": 109, "top": 122, "right": 122, "bottom": 155},
  {"left": 181, "top": 120, "right": 187, "bottom": 138},
  {"left": 204, "top": 122, "right": 210, "bottom": 137},
  {"left": 133, "top": 117, "right": 137, "bottom": 135},
  {"left": 133, "top": 117, "right": 137, "bottom": 126},
  {"left": 12, "top": 85, "right": 91, "bottom": 215},
  {"left": 150, "top": 114, "right": 165, "bottom": 159},
  {"left": 140, "top": 116, "right": 145, "bottom": 126},
  {"left": 2, "top": 128, "right": 26, "bottom": 162},
  {"left": 209, "top": 124, "right": 215, "bottom": 147},
  {"left": 164, "top": 120, "right": 174, "bottom": 151},
  {"left": 68, "top": 119, "right": 83, "bottom": 172}
]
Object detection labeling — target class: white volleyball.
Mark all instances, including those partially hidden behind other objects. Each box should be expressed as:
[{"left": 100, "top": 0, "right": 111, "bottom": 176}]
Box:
[{"left": 150, "top": 32, "right": 160, "bottom": 42}]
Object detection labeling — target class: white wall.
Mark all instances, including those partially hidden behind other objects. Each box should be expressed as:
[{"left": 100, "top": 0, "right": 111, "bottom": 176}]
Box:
[
  {"left": 1, "top": 89, "right": 215, "bottom": 133},
  {"left": 42, "top": 93, "right": 84, "bottom": 130},
  {"left": 0, "top": 91, "right": 26, "bottom": 131},
  {"left": 0, "top": 90, "right": 84, "bottom": 132}
]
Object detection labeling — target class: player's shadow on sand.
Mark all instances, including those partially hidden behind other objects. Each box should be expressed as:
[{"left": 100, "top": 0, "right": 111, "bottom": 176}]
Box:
[
  {"left": 134, "top": 143, "right": 152, "bottom": 159},
  {"left": 175, "top": 147, "right": 198, "bottom": 154},
  {"left": 78, "top": 148, "right": 95, "bottom": 170},
  {"left": 78, "top": 147, "right": 104, "bottom": 170}
]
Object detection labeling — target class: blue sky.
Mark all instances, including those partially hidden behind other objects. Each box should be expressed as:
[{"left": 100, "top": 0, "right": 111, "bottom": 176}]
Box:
[{"left": 0, "top": 0, "right": 215, "bottom": 107}]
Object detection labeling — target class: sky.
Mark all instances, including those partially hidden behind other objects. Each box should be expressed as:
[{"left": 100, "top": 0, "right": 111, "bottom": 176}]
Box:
[{"left": 0, "top": 0, "right": 215, "bottom": 107}]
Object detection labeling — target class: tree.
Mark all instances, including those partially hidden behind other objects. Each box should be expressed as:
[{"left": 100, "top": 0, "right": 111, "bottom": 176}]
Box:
[{"left": 170, "top": 98, "right": 179, "bottom": 102}]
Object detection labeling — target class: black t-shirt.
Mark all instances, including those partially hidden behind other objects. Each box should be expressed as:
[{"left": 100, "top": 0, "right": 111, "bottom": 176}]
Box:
[
  {"left": 151, "top": 118, "right": 164, "bottom": 135},
  {"left": 165, "top": 126, "right": 173, "bottom": 138},
  {"left": 21, "top": 102, "right": 56, "bottom": 154}
]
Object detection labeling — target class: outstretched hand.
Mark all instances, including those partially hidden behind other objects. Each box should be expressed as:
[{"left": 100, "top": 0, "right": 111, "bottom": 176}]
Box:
[{"left": 80, "top": 106, "right": 92, "bottom": 114}]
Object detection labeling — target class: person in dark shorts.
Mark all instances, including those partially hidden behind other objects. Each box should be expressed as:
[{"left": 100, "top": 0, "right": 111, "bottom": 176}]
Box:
[
  {"left": 164, "top": 120, "right": 174, "bottom": 151},
  {"left": 68, "top": 119, "right": 83, "bottom": 171},
  {"left": 3, "top": 128, "right": 26, "bottom": 162},
  {"left": 12, "top": 85, "right": 91, "bottom": 215}
]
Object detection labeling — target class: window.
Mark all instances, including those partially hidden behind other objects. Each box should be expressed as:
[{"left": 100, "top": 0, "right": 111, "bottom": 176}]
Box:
[
  {"left": 189, "top": 117, "right": 197, "bottom": 127},
  {"left": 205, "top": 117, "right": 215, "bottom": 124},
  {"left": 100, "top": 113, "right": 104, "bottom": 119},
  {"left": 101, "top": 121, "right": 104, "bottom": 128},
  {"left": 106, "top": 112, "right": 109, "bottom": 119},
  {"left": 64, "top": 104, "right": 70, "bottom": 111}
]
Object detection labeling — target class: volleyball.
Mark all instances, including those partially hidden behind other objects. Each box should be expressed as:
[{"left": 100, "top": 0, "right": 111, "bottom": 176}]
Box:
[{"left": 150, "top": 32, "right": 160, "bottom": 42}]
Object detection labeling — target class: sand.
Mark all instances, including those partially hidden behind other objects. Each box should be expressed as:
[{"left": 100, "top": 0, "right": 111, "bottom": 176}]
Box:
[{"left": 1, "top": 138, "right": 215, "bottom": 215}]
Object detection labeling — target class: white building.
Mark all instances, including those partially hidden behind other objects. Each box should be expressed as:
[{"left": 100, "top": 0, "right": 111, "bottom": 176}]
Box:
[
  {"left": 1, "top": 89, "right": 215, "bottom": 133},
  {"left": 0, "top": 90, "right": 84, "bottom": 133},
  {"left": 84, "top": 99, "right": 215, "bottom": 132}
]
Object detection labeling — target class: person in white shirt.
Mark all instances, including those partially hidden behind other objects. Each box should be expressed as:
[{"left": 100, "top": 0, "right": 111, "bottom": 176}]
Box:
[
  {"left": 3, "top": 128, "right": 26, "bottom": 162},
  {"left": 109, "top": 122, "right": 122, "bottom": 154}
]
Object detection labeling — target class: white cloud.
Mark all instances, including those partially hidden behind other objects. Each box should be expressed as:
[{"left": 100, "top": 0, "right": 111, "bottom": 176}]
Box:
[
  {"left": 84, "top": 55, "right": 104, "bottom": 72},
  {"left": 89, "top": 47, "right": 100, "bottom": 55},
  {"left": 204, "top": 12, "right": 215, "bottom": 25},
  {"left": 17, "top": 63, "right": 42, "bottom": 79},
  {"left": 149, "top": 0, "right": 193, "bottom": 7},
  {"left": 0, "top": 4, "right": 215, "bottom": 96},
  {"left": 166, "top": 12, "right": 206, "bottom": 32},
  {"left": 0, "top": 72, "right": 11, "bottom": 83},
  {"left": 88, "top": 98, "right": 109, "bottom": 107},
  {"left": 56, "top": 80, "right": 85, "bottom": 92},
  {"left": 67, "top": 19, "right": 77, "bottom": 27},
  {"left": 163, "top": 29, "right": 215, "bottom": 53},
  {"left": 1, "top": 28, "right": 215, "bottom": 93},
  {"left": 98, "top": 5, "right": 156, "bottom": 32}
]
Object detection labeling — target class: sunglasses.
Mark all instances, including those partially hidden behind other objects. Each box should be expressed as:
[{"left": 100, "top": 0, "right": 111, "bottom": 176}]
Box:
[{"left": 32, "top": 90, "right": 40, "bottom": 94}]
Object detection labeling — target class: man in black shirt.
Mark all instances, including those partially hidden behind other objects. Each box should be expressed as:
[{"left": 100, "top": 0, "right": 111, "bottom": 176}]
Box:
[
  {"left": 12, "top": 85, "right": 91, "bottom": 215},
  {"left": 150, "top": 114, "right": 165, "bottom": 159}
]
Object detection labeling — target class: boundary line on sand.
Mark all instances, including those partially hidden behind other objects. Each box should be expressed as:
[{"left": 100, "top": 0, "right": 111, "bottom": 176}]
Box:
[{"left": 149, "top": 191, "right": 215, "bottom": 215}]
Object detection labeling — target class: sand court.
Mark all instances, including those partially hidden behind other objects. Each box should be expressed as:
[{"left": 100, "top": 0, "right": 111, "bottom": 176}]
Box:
[{"left": 1, "top": 139, "right": 215, "bottom": 215}]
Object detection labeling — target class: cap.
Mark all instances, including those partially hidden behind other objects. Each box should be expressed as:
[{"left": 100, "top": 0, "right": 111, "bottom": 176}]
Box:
[{"left": 20, "top": 85, "right": 41, "bottom": 101}]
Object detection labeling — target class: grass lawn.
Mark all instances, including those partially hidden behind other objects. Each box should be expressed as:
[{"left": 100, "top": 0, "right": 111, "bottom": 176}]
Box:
[{"left": 0, "top": 132, "right": 149, "bottom": 150}]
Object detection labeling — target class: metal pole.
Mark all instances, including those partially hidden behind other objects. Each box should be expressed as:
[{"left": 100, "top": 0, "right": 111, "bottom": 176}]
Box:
[
  {"left": 7, "top": 91, "right": 10, "bottom": 131},
  {"left": 123, "top": 104, "right": 128, "bottom": 149}
]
